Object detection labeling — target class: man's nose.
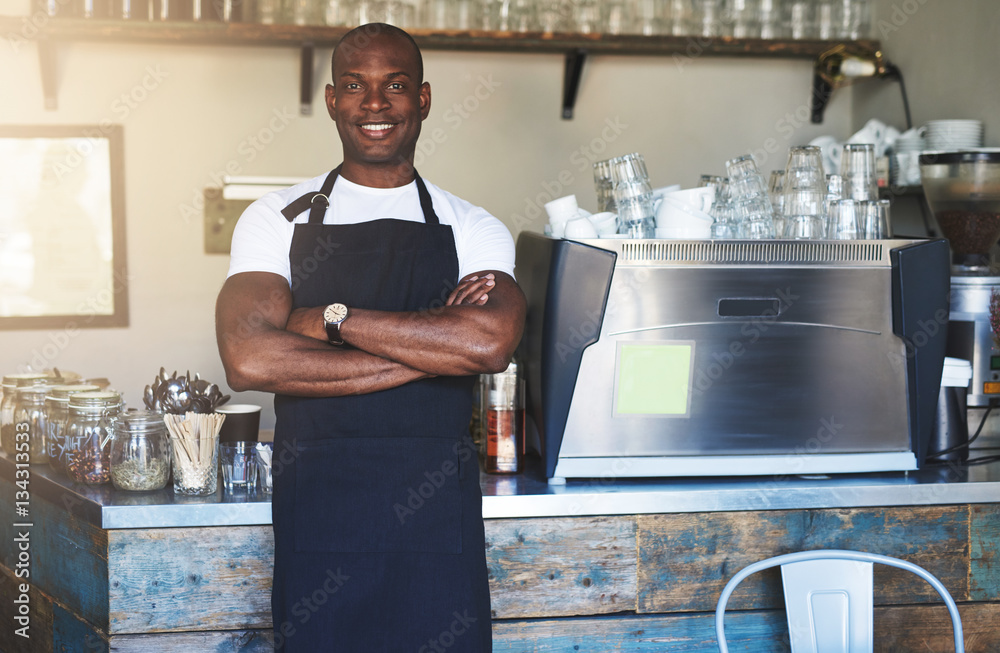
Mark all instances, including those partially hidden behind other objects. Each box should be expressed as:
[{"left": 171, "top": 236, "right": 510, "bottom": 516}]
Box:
[{"left": 362, "top": 87, "right": 390, "bottom": 112}]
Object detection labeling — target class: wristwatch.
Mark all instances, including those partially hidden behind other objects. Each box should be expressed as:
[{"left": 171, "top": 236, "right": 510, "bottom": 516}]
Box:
[{"left": 323, "top": 303, "right": 349, "bottom": 346}]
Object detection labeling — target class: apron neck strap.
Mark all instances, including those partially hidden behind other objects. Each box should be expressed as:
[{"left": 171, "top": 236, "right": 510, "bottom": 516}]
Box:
[
  {"left": 281, "top": 165, "right": 340, "bottom": 224},
  {"left": 281, "top": 165, "right": 440, "bottom": 226}
]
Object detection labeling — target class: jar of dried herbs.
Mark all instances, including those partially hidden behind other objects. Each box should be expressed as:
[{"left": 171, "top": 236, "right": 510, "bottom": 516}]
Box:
[
  {"left": 65, "top": 391, "right": 122, "bottom": 485},
  {"left": 110, "top": 411, "right": 170, "bottom": 492}
]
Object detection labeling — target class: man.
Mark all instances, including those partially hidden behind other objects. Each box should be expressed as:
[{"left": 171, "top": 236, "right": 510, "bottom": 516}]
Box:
[{"left": 215, "top": 23, "right": 525, "bottom": 652}]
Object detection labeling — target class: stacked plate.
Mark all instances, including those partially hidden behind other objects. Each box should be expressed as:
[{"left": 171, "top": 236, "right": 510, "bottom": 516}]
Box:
[{"left": 925, "top": 120, "right": 984, "bottom": 151}]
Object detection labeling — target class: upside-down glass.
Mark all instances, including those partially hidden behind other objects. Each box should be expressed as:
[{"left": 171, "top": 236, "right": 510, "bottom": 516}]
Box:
[
  {"left": 860, "top": 199, "right": 891, "bottom": 239},
  {"left": 786, "top": 0, "right": 813, "bottom": 39},
  {"left": 828, "top": 199, "right": 861, "bottom": 240},
  {"left": 726, "top": 154, "right": 776, "bottom": 239},
  {"left": 841, "top": 143, "right": 878, "bottom": 201},
  {"left": 667, "top": 0, "right": 691, "bottom": 36},
  {"left": 728, "top": 0, "right": 759, "bottom": 37},
  {"left": 769, "top": 170, "right": 786, "bottom": 236},
  {"left": 782, "top": 146, "right": 827, "bottom": 239},
  {"left": 690, "top": 0, "right": 722, "bottom": 36},
  {"left": 758, "top": 0, "right": 782, "bottom": 38}
]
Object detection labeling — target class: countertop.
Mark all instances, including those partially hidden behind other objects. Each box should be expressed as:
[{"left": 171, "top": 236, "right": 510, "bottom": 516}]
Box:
[{"left": 5, "top": 452, "right": 1000, "bottom": 529}]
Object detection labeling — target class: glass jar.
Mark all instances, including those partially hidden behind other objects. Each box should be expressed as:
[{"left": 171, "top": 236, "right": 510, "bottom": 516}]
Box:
[
  {"left": 45, "top": 384, "right": 101, "bottom": 475},
  {"left": 110, "top": 411, "right": 170, "bottom": 492},
  {"left": 65, "top": 391, "right": 122, "bottom": 485},
  {"left": 2, "top": 374, "right": 51, "bottom": 456},
  {"left": 13, "top": 380, "right": 53, "bottom": 464},
  {"left": 481, "top": 358, "right": 524, "bottom": 475}
]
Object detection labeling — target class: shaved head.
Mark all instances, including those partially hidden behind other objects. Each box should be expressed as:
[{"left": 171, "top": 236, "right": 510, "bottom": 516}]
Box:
[{"left": 332, "top": 23, "right": 423, "bottom": 85}]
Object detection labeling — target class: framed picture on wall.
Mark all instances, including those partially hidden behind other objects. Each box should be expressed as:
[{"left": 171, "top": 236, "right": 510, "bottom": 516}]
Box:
[{"left": 0, "top": 124, "right": 128, "bottom": 330}]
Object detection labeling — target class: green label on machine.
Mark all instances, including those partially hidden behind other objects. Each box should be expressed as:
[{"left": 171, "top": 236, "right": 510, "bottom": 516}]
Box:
[{"left": 615, "top": 342, "right": 693, "bottom": 417}]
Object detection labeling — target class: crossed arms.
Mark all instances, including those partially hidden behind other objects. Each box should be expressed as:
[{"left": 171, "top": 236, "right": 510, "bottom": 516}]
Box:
[{"left": 215, "top": 270, "right": 526, "bottom": 397}]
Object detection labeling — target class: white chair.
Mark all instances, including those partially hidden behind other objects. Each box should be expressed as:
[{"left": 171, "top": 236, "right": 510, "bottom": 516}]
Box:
[{"left": 715, "top": 549, "right": 964, "bottom": 653}]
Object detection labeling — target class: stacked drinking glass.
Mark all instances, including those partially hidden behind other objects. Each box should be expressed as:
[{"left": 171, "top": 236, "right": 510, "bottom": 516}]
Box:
[{"left": 725, "top": 154, "right": 776, "bottom": 239}]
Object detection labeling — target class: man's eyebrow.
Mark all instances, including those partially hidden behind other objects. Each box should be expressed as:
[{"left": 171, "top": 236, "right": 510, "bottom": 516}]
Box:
[{"left": 337, "top": 71, "right": 412, "bottom": 80}]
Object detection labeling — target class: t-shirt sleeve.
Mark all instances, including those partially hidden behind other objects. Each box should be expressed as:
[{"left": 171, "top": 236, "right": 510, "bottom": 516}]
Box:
[
  {"left": 226, "top": 196, "right": 293, "bottom": 284},
  {"left": 455, "top": 206, "right": 516, "bottom": 281}
]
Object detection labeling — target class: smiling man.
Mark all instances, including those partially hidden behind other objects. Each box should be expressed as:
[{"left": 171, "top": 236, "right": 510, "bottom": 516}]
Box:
[{"left": 215, "top": 23, "right": 524, "bottom": 652}]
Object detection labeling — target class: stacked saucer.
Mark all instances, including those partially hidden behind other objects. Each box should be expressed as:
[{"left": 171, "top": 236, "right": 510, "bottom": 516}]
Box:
[{"left": 925, "top": 120, "right": 984, "bottom": 151}]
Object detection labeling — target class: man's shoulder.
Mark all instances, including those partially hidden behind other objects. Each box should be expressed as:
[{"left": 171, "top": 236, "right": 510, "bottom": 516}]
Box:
[{"left": 420, "top": 178, "right": 491, "bottom": 222}]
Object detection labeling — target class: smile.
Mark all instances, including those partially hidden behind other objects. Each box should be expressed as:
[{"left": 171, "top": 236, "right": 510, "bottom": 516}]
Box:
[{"left": 359, "top": 123, "right": 397, "bottom": 135}]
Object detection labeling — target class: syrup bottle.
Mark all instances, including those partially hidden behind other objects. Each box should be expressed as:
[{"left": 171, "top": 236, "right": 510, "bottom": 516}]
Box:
[{"left": 483, "top": 358, "right": 524, "bottom": 475}]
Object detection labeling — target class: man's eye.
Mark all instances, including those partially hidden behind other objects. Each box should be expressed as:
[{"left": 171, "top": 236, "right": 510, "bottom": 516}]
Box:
[{"left": 388, "top": 83, "right": 404, "bottom": 90}]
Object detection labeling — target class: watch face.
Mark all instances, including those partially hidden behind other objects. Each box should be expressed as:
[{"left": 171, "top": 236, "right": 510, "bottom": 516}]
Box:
[{"left": 324, "top": 303, "right": 348, "bottom": 323}]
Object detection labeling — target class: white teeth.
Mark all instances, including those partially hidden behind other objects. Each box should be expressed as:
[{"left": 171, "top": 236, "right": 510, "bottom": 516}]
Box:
[{"left": 361, "top": 124, "right": 393, "bottom": 132}]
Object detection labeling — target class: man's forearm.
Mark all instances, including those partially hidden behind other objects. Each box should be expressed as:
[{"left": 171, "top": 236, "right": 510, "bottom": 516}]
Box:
[
  {"left": 339, "top": 275, "right": 525, "bottom": 376},
  {"left": 222, "top": 328, "right": 428, "bottom": 396},
  {"left": 216, "top": 272, "right": 429, "bottom": 397}
]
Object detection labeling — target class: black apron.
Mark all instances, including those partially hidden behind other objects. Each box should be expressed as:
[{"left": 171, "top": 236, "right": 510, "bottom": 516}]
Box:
[{"left": 271, "top": 167, "right": 492, "bottom": 652}]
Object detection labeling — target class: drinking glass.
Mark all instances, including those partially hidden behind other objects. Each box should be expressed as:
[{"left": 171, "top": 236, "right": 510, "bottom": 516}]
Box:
[
  {"left": 786, "top": 0, "right": 814, "bottom": 39},
  {"left": 726, "top": 154, "right": 775, "bottom": 239},
  {"left": 220, "top": 441, "right": 257, "bottom": 492},
  {"left": 860, "top": 199, "right": 891, "bottom": 239},
  {"left": 837, "top": 0, "right": 872, "bottom": 39},
  {"left": 537, "top": 0, "right": 566, "bottom": 32},
  {"left": 611, "top": 153, "right": 655, "bottom": 238},
  {"left": 728, "top": 0, "right": 759, "bottom": 37},
  {"left": 691, "top": 0, "right": 722, "bottom": 36},
  {"left": 815, "top": 0, "right": 836, "bottom": 39},
  {"left": 768, "top": 170, "right": 786, "bottom": 235},
  {"left": 841, "top": 143, "right": 878, "bottom": 201},
  {"left": 758, "top": 0, "right": 782, "bottom": 38},
  {"left": 603, "top": 0, "right": 628, "bottom": 34},
  {"left": 781, "top": 146, "right": 826, "bottom": 238},
  {"left": 631, "top": 0, "right": 665, "bottom": 35},
  {"left": 709, "top": 177, "right": 736, "bottom": 238},
  {"left": 828, "top": 199, "right": 861, "bottom": 240},
  {"left": 667, "top": 0, "right": 691, "bottom": 36},
  {"left": 573, "top": 0, "right": 601, "bottom": 32},
  {"left": 825, "top": 173, "right": 844, "bottom": 236}
]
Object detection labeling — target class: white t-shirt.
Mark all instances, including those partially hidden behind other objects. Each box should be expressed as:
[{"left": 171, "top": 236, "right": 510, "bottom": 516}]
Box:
[{"left": 227, "top": 173, "right": 515, "bottom": 283}]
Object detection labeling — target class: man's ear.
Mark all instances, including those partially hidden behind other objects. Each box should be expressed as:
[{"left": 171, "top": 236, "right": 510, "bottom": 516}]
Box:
[
  {"left": 419, "top": 81, "right": 431, "bottom": 121},
  {"left": 325, "top": 84, "right": 337, "bottom": 121}
]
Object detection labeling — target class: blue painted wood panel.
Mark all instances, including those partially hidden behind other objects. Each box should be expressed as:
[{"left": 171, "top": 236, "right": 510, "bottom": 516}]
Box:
[{"left": 637, "top": 506, "right": 971, "bottom": 614}]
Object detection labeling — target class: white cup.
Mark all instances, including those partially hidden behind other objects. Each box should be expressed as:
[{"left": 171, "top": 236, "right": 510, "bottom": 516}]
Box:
[
  {"left": 663, "top": 187, "right": 715, "bottom": 214},
  {"left": 587, "top": 211, "right": 618, "bottom": 235},
  {"left": 563, "top": 216, "right": 599, "bottom": 239},
  {"left": 655, "top": 195, "right": 714, "bottom": 229},
  {"left": 544, "top": 194, "right": 580, "bottom": 224}
]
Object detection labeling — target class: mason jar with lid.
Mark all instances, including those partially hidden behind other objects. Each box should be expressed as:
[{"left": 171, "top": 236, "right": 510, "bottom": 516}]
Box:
[
  {"left": 110, "top": 411, "right": 170, "bottom": 492},
  {"left": 13, "top": 380, "right": 53, "bottom": 464},
  {"left": 2, "top": 373, "right": 52, "bottom": 456},
  {"left": 65, "top": 391, "right": 122, "bottom": 485},
  {"left": 46, "top": 384, "right": 101, "bottom": 474}
]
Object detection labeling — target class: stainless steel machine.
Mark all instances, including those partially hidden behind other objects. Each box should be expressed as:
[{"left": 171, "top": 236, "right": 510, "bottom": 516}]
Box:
[{"left": 516, "top": 233, "right": 950, "bottom": 482}]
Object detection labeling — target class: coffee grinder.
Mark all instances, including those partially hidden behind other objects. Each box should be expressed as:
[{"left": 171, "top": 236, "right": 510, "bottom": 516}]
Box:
[{"left": 920, "top": 150, "right": 1000, "bottom": 451}]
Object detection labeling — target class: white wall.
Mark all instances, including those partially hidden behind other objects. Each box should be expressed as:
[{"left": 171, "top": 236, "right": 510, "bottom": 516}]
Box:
[
  {"left": 853, "top": 0, "right": 1000, "bottom": 142},
  {"left": 0, "top": 25, "right": 858, "bottom": 428}
]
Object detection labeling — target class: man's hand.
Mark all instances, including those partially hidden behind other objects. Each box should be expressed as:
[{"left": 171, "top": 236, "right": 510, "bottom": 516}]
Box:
[{"left": 447, "top": 273, "right": 496, "bottom": 306}]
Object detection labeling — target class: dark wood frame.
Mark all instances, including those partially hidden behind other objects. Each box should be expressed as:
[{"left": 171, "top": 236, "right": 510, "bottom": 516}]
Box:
[{"left": 0, "top": 124, "right": 129, "bottom": 330}]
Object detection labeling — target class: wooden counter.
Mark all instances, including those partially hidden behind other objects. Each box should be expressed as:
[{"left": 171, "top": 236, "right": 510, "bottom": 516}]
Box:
[{"left": 2, "top": 453, "right": 1000, "bottom": 651}]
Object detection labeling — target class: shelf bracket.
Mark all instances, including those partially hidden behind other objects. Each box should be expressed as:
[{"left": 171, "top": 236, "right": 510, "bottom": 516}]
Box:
[
  {"left": 561, "top": 49, "right": 587, "bottom": 120},
  {"left": 39, "top": 40, "right": 58, "bottom": 111},
  {"left": 300, "top": 42, "right": 314, "bottom": 116}
]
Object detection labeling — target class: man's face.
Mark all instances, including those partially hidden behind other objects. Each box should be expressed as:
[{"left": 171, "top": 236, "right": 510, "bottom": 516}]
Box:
[{"left": 327, "top": 32, "right": 430, "bottom": 174}]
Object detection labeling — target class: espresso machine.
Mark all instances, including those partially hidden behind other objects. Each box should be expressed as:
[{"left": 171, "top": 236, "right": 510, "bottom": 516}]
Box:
[
  {"left": 921, "top": 151, "right": 1000, "bottom": 442},
  {"left": 516, "top": 231, "right": 950, "bottom": 482}
]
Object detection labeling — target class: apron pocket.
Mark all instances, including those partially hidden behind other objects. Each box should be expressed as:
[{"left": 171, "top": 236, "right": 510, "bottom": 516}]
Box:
[{"left": 293, "top": 437, "right": 463, "bottom": 554}]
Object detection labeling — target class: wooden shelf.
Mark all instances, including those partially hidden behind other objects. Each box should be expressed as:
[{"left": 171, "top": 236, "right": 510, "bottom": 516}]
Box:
[
  {"left": 2, "top": 17, "right": 881, "bottom": 116},
  {"left": 0, "top": 17, "right": 880, "bottom": 56}
]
